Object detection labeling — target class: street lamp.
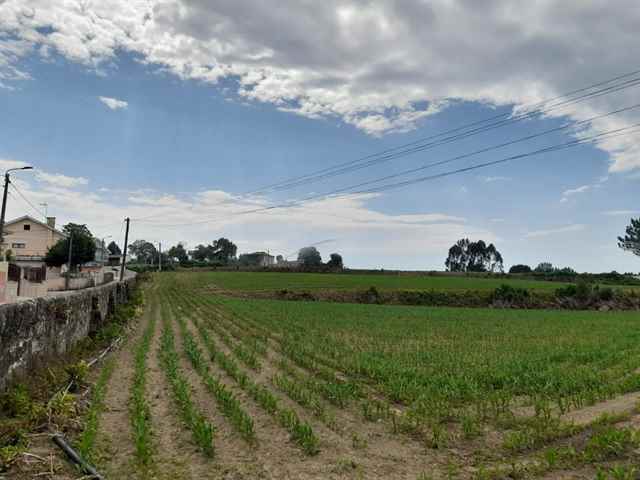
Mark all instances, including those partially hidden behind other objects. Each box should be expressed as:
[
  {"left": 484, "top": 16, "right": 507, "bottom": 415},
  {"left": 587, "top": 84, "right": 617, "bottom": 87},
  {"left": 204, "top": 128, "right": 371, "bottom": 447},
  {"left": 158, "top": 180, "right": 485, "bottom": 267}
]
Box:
[{"left": 0, "top": 166, "right": 34, "bottom": 255}]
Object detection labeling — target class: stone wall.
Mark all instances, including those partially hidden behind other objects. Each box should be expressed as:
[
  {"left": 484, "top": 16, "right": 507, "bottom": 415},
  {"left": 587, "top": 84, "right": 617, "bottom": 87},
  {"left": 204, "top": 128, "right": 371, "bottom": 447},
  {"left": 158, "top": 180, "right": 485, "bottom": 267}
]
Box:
[{"left": 0, "top": 276, "right": 136, "bottom": 391}]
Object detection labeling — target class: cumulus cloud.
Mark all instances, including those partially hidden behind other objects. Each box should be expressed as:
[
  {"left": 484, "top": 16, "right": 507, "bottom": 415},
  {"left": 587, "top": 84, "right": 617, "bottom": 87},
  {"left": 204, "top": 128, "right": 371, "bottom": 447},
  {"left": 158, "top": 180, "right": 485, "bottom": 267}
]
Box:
[
  {"left": 524, "top": 224, "right": 585, "bottom": 238},
  {"left": 35, "top": 171, "right": 88, "bottom": 188},
  {"left": 1, "top": 1, "right": 640, "bottom": 169},
  {"left": 0, "top": 157, "right": 495, "bottom": 268},
  {"left": 99, "top": 96, "right": 128, "bottom": 110}
]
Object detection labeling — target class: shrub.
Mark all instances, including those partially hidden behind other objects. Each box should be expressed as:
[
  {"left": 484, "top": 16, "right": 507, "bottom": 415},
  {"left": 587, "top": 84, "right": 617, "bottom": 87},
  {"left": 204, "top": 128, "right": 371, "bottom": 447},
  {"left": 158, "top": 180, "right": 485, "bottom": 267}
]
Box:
[
  {"left": 492, "top": 284, "right": 530, "bottom": 305},
  {"left": 596, "top": 286, "right": 615, "bottom": 302},
  {"left": 509, "top": 264, "right": 532, "bottom": 274}
]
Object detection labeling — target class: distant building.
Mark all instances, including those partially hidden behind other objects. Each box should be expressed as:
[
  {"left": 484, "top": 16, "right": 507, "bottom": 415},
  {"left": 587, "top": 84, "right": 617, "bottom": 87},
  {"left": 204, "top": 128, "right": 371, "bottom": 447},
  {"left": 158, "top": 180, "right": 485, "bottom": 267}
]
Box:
[
  {"left": 276, "top": 256, "right": 299, "bottom": 268},
  {"left": 239, "top": 251, "right": 275, "bottom": 267},
  {"left": 107, "top": 253, "right": 122, "bottom": 267},
  {"left": 92, "top": 238, "right": 111, "bottom": 265},
  {"left": 1, "top": 216, "right": 64, "bottom": 266}
]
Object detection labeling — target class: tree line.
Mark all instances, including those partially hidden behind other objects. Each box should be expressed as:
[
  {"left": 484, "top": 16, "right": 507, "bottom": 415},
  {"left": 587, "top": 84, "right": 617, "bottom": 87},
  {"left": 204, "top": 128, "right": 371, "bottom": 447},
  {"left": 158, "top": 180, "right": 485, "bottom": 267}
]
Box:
[
  {"left": 445, "top": 214, "right": 640, "bottom": 274},
  {"left": 38, "top": 217, "right": 639, "bottom": 273}
]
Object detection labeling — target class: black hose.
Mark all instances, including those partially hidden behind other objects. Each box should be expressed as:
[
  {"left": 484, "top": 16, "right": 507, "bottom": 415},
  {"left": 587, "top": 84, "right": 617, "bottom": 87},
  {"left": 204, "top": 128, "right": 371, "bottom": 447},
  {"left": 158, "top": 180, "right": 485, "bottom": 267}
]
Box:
[{"left": 52, "top": 434, "right": 104, "bottom": 479}]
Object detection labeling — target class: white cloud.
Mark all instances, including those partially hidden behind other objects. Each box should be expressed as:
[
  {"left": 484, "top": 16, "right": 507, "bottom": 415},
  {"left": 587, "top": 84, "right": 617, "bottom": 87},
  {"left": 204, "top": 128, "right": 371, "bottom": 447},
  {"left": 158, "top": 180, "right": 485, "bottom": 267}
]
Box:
[
  {"left": 603, "top": 210, "right": 640, "bottom": 217},
  {"left": 2, "top": 1, "right": 640, "bottom": 169},
  {"left": 99, "top": 96, "right": 128, "bottom": 110},
  {"left": 35, "top": 171, "right": 88, "bottom": 188},
  {"left": 0, "top": 158, "right": 496, "bottom": 268},
  {"left": 524, "top": 224, "right": 585, "bottom": 238},
  {"left": 0, "top": 158, "right": 30, "bottom": 171},
  {"left": 482, "top": 176, "right": 511, "bottom": 183},
  {"left": 560, "top": 184, "right": 591, "bottom": 203}
]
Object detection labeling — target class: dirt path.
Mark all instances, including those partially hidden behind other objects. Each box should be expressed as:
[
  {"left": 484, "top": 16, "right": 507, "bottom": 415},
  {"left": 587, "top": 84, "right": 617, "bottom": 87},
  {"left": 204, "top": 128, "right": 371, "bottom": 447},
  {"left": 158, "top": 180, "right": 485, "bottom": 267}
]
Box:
[
  {"left": 95, "top": 294, "right": 150, "bottom": 478},
  {"left": 561, "top": 391, "right": 640, "bottom": 427}
]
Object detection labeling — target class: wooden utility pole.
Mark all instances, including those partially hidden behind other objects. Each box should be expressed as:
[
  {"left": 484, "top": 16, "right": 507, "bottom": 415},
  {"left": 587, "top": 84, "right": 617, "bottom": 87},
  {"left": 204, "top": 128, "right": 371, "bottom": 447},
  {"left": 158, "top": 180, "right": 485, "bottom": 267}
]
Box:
[{"left": 120, "top": 217, "right": 130, "bottom": 281}]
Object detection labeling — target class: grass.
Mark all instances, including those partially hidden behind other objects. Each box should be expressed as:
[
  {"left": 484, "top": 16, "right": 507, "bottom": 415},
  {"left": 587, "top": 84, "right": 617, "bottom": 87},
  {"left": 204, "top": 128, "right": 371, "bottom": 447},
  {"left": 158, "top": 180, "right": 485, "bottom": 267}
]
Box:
[{"left": 198, "top": 270, "right": 570, "bottom": 292}]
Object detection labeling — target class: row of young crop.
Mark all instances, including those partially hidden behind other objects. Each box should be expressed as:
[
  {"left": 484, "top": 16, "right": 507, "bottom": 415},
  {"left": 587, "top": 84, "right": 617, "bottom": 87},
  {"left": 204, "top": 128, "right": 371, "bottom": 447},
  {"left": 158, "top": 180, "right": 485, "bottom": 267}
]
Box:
[
  {"left": 177, "top": 279, "right": 640, "bottom": 461},
  {"left": 188, "top": 279, "right": 640, "bottom": 479},
  {"left": 159, "top": 279, "right": 320, "bottom": 454},
  {"left": 211, "top": 292, "right": 640, "bottom": 420},
  {"left": 68, "top": 274, "right": 640, "bottom": 480}
]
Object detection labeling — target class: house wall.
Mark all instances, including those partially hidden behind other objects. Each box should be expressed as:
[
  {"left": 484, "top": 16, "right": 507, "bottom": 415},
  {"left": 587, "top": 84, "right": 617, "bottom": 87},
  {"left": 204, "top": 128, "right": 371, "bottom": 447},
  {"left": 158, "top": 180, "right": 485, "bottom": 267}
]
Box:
[
  {"left": 2, "top": 218, "right": 63, "bottom": 257},
  {"left": 0, "top": 276, "right": 136, "bottom": 391}
]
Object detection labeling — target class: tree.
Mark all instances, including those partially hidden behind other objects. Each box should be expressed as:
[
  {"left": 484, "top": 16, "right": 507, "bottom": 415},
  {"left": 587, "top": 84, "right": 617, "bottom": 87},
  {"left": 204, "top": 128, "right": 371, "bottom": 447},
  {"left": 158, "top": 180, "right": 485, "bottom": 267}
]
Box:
[
  {"left": 63, "top": 223, "right": 92, "bottom": 237},
  {"left": 210, "top": 237, "right": 237, "bottom": 264},
  {"left": 444, "top": 239, "right": 504, "bottom": 273},
  {"left": 534, "top": 262, "right": 554, "bottom": 273},
  {"left": 192, "top": 244, "right": 210, "bottom": 262},
  {"left": 509, "top": 264, "right": 532, "bottom": 274},
  {"left": 326, "top": 253, "right": 343, "bottom": 269},
  {"left": 128, "top": 240, "right": 157, "bottom": 264},
  {"left": 298, "top": 246, "right": 322, "bottom": 268},
  {"left": 45, "top": 223, "right": 96, "bottom": 268},
  {"left": 107, "top": 241, "right": 121, "bottom": 255},
  {"left": 168, "top": 243, "right": 189, "bottom": 264},
  {"left": 618, "top": 217, "right": 640, "bottom": 257}
]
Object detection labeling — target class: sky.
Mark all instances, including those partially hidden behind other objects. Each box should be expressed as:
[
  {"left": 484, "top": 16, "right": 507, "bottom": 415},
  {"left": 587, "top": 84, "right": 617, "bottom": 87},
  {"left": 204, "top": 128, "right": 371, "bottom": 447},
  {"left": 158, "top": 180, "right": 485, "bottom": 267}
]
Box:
[{"left": 0, "top": 0, "right": 639, "bottom": 272}]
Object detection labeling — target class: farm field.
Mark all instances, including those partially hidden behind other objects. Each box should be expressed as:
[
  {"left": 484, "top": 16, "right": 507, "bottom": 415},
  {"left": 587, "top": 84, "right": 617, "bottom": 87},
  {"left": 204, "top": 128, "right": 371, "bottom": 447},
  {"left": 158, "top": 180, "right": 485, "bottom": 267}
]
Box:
[
  {"left": 43, "top": 271, "right": 640, "bottom": 479},
  {"left": 199, "top": 270, "right": 571, "bottom": 292}
]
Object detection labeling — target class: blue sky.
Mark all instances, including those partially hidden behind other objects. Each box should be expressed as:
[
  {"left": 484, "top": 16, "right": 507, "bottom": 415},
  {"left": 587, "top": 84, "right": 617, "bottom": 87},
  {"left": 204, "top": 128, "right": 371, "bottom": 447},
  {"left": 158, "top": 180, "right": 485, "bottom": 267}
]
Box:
[{"left": 1, "top": 1, "right": 639, "bottom": 272}]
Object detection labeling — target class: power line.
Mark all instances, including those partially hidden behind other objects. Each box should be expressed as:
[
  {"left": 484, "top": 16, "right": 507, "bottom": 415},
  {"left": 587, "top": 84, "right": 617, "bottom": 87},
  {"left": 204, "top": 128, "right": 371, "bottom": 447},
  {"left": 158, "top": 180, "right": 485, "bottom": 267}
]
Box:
[
  {"left": 246, "top": 71, "right": 640, "bottom": 194},
  {"left": 138, "top": 101, "right": 640, "bottom": 227},
  {"left": 294, "top": 102, "right": 640, "bottom": 199},
  {"left": 9, "top": 183, "right": 47, "bottom": 218},
  {"left": 137, "top": 122, "right": 640, "bottom": 229},
  {"left": 356, "top": 126, "right": 640, "bottom": 195},
  {"left": 261, "top": 76, "right": 640, "bottom": 193},
  {"left": 132, "top": 67, "right": 640, "bottom": 223}
]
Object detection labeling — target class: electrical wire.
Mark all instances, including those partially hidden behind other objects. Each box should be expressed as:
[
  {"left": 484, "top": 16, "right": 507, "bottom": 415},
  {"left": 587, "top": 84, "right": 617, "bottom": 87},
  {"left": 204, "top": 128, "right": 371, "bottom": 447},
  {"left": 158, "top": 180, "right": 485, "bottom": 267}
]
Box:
[
  {"left": 138, "top": 122, "right": 640, "bottom": 228},
  {"left": 131, "top": 67, "right": 640, "bottom": 222},
  {"left": 9, "top": 183, "right": 47, "bottom": 219}
]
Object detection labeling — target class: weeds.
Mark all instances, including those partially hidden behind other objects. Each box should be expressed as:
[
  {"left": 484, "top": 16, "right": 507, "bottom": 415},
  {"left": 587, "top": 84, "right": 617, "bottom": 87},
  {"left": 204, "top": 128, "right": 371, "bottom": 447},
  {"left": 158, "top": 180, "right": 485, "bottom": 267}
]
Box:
[{"left": 77, "top": 358, "right": 116, "bottom": 462}]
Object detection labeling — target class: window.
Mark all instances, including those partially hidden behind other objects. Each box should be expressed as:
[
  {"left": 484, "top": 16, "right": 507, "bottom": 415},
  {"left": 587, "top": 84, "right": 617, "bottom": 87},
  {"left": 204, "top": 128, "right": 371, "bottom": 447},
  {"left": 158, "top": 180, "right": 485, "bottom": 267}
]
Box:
[
  {"left": 23, "top": 224, "right": 30, "bottom": 231},
  {"left": 11, "top": 243, "right": 26, "bottom": 249}
]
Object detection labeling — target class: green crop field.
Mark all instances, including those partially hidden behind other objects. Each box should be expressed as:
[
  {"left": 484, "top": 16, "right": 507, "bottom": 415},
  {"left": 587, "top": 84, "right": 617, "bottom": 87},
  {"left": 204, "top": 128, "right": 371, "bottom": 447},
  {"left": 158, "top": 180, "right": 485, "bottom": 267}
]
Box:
[
  {"left": 220, "top": 297, "right": 640, "bottom": 409},
  {"left": 201, "top": 270, "right": 570, "bottom": 292},
  {"left": 26, "top": 271, "right": 638, "bottom": 480}
]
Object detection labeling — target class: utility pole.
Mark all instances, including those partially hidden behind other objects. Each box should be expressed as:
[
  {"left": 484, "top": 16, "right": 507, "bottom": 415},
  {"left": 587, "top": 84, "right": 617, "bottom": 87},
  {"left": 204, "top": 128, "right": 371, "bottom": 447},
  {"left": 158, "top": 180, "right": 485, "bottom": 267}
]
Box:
[
  {"left": 0, "top": 166, "right": 33, "bottom": 254},
  {"left": 0, "top": 174, "right": 10, "bottom": 251},
  {"left": 65, "top": 233, "right": 73, "bottom": 290},
  {"left": 120, "top": 217, "right": 130, "bottom": 281},
  {"left": 158, "top": 242, "right": 162, "bottom": 272}
]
